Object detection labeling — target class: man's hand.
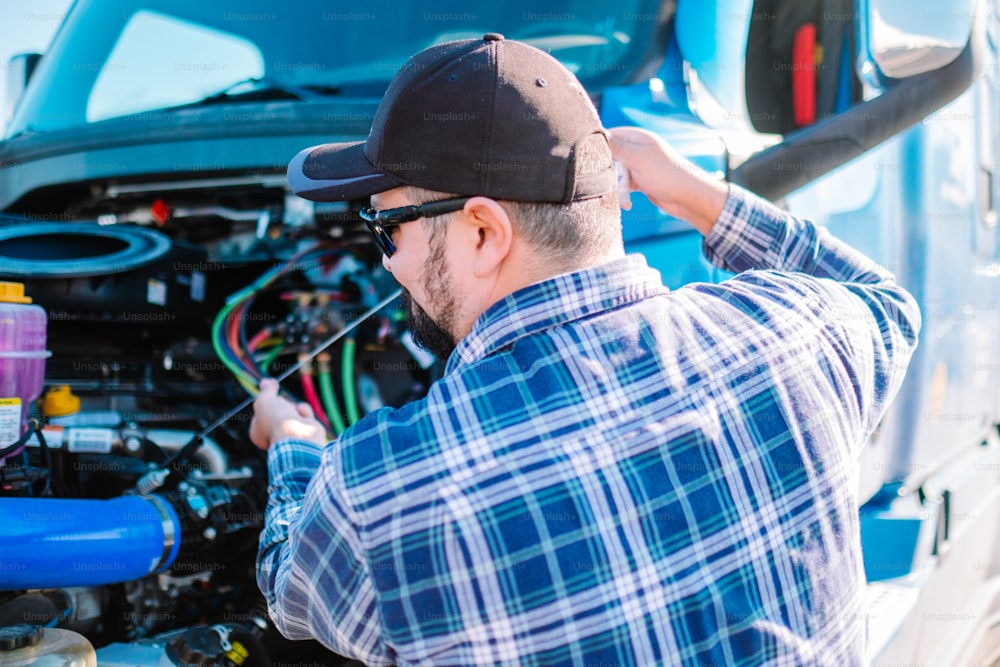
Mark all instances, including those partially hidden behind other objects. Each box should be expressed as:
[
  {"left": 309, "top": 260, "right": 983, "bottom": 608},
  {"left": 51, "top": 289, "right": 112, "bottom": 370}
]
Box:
[
  {"left": 608, "top": 126, "right": 729, "bottom": 237},
  {"left": 251, "top": 378, "right": 328, "bottom": 450}
]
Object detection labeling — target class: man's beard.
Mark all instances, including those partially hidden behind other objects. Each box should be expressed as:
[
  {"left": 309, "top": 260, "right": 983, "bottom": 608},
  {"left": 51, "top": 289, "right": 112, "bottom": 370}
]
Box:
[
  {"left": 400, "top": 224, "right": 459, "bottom": 362},
  {"left": 400, "top": 289, "right": 457, "bottom": 362}
]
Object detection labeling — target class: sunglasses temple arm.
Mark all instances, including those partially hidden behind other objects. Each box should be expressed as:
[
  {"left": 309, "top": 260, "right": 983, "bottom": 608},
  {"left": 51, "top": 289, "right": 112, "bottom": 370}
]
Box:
[{"left": 419, "top": 197, "right": 471, "bottom": 218}]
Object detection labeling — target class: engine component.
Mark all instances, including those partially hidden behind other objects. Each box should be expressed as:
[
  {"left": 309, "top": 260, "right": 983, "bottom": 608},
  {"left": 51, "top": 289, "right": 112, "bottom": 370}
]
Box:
[
  {"left": 40, "top": 386, "right": 80, "bottom": 423},
  {"left": 52, "top": 588, "right": 106, "bottom": 638},
  {"left": 0, "top": 495, "right": 179, "bottom": 589},
  {"left": 0, "top": 223, "right": 170, "bottom": 278},
  {"left": 0, "top": 593, "right": 68, "bottom": 628},
  {"left": 0, "top": 476, "right": 262, "bottom": 590},
  {"left": 0, "top": 283, "right": 48, "bottom": 448},
  {"left": 165, "top": 625, "right": 269, "bottom": 667},
  {"left": 95, "top": 624, "right": 269, "bottom": 667},
  {"left": 0, "top": 222, "right": 225, "bottom": 329},
  {"left": 161, "top": 478, "right": 262, "bottom": 571},
  {"left": 0, "top": 624, "right": 96, "bottom": 666},
  {"left": 30, "top": 425, "right": 232, "bottom": 477}
]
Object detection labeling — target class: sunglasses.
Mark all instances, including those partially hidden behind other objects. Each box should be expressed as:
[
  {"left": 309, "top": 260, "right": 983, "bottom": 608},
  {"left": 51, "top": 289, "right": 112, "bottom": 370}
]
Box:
[{"left": 359, "top": 196, "right": 471, "bottom": 257}]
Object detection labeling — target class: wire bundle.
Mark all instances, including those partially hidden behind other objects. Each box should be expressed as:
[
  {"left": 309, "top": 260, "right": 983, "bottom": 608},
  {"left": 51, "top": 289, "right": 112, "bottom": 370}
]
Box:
[
  {"left": 211, "top": 246, "right": 366, "bottom": 437},
  {"left": 211, "top": 245, "right": 333, "bottom": 393}
]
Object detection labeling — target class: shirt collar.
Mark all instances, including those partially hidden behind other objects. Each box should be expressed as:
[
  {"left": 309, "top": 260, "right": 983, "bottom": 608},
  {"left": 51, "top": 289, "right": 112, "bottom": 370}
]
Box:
[{"left": 444, "top": 254, "right": 669, "bottom": 375}]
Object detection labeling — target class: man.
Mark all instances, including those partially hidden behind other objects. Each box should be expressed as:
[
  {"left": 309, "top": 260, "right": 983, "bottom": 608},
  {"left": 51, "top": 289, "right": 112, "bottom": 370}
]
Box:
[{"left": 252, "top": 34, "right": 919, "bottom": 666}]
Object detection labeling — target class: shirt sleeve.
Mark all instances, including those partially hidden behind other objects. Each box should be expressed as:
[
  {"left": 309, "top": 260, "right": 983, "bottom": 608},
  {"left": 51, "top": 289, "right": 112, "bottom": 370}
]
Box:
[
  {"left": 701, "top": 184, "right": 922, "bottom": 433},
  {"left": 256, "top": 438, "right": 394, "bottom": 665}
]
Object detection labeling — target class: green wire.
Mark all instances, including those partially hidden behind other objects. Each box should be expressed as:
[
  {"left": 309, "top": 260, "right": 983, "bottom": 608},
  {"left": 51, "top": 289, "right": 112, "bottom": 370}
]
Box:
[
  {"left": 260, "top": 344, "right": 286, "bottom": 377},
  {"left": 211, "top": 294, "right": 257, "bottom": 393},
  {"left": 318, "top": 364, "right": 347, "bottom": 436},
  {"left": 342, "top": 337, "right": 360, "bottom": 425}
]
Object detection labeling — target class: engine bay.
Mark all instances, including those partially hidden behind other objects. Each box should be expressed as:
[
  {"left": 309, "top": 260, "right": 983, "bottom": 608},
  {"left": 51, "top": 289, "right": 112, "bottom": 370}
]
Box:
[{"left": 0, "top": 175, "right": 430, "bottom": 665}]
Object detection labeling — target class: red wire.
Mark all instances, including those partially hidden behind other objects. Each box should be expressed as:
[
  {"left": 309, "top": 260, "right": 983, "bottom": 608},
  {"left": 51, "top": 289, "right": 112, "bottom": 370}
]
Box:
[
  {"left": 231, "top": 301, "right": 254, "bottom": 370},
  {"left": 300, "top": 371, "right": 332, "bottom": 433},
  {"left": 227, "top": 305, "right": 243, "bottom": 358},
  {"left": 247, "top": 327, "right": 272, "bottom": 352}
]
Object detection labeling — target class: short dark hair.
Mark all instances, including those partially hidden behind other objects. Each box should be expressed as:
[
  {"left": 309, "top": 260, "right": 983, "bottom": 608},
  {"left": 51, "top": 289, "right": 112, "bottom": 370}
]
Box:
[{"left": 401, "top": 134, "right": 621, "bottom": 269}]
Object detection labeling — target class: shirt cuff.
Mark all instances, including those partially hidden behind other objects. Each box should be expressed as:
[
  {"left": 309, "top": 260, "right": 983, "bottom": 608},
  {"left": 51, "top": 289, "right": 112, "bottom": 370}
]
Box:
[{"left": 267, "top": 438, "right": 325, "bottom": 484}]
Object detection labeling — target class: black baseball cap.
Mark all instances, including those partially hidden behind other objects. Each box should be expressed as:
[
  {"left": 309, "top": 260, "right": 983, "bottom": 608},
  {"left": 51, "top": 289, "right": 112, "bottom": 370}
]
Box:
[{"left": 287, "top": 33, "right": 616, "bottom": 204}]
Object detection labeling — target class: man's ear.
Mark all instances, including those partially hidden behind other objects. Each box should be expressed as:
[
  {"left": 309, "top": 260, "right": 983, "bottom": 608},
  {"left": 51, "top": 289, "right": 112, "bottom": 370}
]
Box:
[{"left": 460, "top": 196, "right": 514, "bottom": 278}]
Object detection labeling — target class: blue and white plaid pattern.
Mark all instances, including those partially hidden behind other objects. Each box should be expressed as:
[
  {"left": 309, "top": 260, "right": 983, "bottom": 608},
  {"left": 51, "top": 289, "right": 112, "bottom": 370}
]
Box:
[{"left": 258, "top": 185, "right": 920, "bottom": 666}]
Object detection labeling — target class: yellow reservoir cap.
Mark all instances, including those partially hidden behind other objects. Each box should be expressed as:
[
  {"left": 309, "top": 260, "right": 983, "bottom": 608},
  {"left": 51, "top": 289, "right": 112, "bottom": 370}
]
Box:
[
  {"left": 0, "top": 282, "right": 32, "bottom": 304},
  {"left": 43, "top": 385, "right": 81, "bottom": 418}
]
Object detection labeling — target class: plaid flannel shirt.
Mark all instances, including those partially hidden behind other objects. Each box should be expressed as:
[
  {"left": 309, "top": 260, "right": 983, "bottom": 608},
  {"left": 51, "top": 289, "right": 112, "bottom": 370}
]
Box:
[{"left": 258, "top": 185, "right": 920, "bottom": 666}]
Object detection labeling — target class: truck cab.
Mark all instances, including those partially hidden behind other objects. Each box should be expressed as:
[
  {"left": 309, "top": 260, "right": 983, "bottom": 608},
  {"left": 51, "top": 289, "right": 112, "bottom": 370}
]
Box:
[{"left": 1, "top": 1, "right": 998, "bottom": 664}]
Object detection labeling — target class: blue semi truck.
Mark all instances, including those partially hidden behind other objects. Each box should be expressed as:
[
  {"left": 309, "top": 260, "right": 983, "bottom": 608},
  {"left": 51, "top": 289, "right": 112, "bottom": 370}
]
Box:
[{"left": 0, "top": 0, "right": 997, "bottom": 664}]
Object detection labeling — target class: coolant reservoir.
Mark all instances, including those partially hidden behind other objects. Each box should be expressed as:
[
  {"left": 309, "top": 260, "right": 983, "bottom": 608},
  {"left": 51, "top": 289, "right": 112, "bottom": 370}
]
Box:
[
  {"left": 0, "top": 625, "right": 96, "bottom": 666},
  {"left": 0, "top": 283, "right": 48, "bottom": 446}
]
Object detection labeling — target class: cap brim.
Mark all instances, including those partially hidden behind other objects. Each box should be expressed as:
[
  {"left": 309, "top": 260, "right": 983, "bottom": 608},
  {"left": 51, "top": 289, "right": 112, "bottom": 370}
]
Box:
[{"left": 287, "top": 141, "right": 403, "bottom": 202}]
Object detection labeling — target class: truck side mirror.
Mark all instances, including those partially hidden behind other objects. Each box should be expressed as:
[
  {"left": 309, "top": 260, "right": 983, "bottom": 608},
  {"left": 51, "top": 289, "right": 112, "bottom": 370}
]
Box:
[
  {"left": 5, "top": 53, "right": 42, "bottom": 124},
  {"left": 732, "top": 1, "right": 983, "bottom": 200},
  {"left": 862, "top": 0, "right": 975, "bottom": 83}
]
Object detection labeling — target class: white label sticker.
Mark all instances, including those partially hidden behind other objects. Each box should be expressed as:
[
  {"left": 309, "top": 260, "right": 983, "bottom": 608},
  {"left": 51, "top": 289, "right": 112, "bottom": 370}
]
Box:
[
  {"left": 0, "top": 398, "right": 21, "bottom": 447},
  {"left": 67, "top": 428, "right": 114, "bottom": 454},
  {"left": 147, "top": 278, "right": 167, "bottom": 306}
]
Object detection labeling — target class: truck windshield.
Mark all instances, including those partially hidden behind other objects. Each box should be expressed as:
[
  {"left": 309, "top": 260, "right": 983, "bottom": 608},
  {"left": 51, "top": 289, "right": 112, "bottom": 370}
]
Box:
[{"left": 6, "top": 0, "right": 664, "bottom": 137}]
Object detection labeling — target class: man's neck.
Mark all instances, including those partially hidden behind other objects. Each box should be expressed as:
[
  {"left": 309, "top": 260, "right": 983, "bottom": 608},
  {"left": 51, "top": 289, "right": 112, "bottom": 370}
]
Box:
[{"left": 493, "top": 243, "right": 626, "bottom": 306}]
